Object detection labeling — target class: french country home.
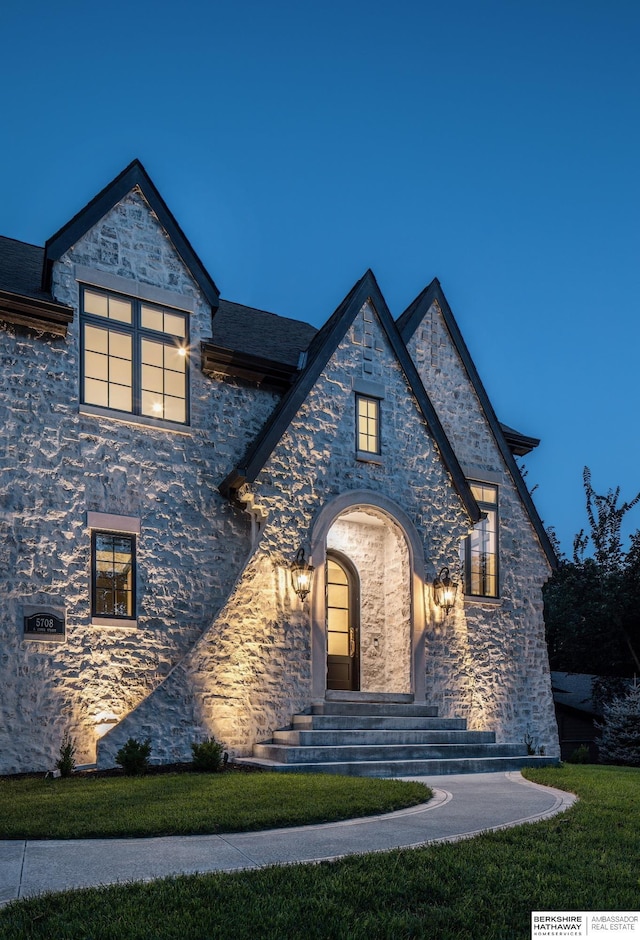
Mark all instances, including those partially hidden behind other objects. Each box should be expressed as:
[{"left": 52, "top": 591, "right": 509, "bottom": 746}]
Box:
[{"left": 0, "top": 161, "right": 560, "bottom": 775}]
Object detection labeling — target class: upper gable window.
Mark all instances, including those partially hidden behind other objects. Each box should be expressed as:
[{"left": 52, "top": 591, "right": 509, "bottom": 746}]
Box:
[
  {"left": 464, "top": 482, "right": 499, "bottom": 598},
  {"left": 81, "top": 287, "right": 189, "bottom": 424},
  {"left": 356, "top": 394, "right": 381, "bottom": 456}
]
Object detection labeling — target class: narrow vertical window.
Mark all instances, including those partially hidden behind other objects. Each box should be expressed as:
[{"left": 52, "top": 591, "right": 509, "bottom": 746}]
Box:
[
  {"left": 356, "top": 394, "right": 380, "bottom": 455},
  {"left": 464, "top": 482, "right": 499, "bottom": 598},
  {"left": 91, "top": 531, "right": 136, "bottom": 619}
]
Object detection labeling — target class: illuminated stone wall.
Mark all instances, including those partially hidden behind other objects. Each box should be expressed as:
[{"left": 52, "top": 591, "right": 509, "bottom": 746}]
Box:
[
  {"left": 96, "top": 301, "right": 471, "bottom": 766},
  {"left": 0, "top": 185, "right": 558, "bottom": 773},
  {"left": 0, "top": 189, "right": 278, "bottom": 773},
  {"left": 407, "top": 300, "right": 559, "bottom": 757}
]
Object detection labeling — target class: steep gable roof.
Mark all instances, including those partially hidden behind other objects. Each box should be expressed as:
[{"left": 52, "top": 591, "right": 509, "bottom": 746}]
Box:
[
  {"left": 220, "top": 269, "right": 481, "bottom": 525},
  {"left": 397, "top": 278, "right": 557, "bottom": 568},
  {"left": 42, "top": 160, "right": 220, "bottom": 309}
]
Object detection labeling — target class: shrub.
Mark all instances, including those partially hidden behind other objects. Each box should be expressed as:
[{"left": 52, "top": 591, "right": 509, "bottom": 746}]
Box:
[
  {"left": 191, "top": 737, "right": 226, "bottom": 772},
  {"left": 56, "top": 731, "right": 77, "bottom": 777},
  {"left": 597, "top": 685, "right": 640, "bottom": 767},
  {"left": 566, "top": 744, "right": 590, "bottom": 764},
  {"left": 116, "top": 737, "right": 152, "bottom": 775}
]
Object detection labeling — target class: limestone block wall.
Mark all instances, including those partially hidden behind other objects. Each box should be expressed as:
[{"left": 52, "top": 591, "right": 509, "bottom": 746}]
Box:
[
  {"left": 408, "top": 299, "right": 559, "bottom": 757},
  {"left": 98, "top": 300, "right": 472, "bottom": 765},
  {"left": 0, "top": 189, "right": 281, "bottom": 773}
]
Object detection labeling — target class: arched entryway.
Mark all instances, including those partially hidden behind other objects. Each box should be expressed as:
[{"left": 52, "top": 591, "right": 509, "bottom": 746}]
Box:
[{"left": 309, "top": 491, "right": 427, "bottom": 703}]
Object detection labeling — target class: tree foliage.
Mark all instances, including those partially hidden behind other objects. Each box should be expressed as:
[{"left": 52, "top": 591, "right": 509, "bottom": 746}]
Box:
[
  {"left": 543, "top": 468, "right": 640, "bottom": 677},
  {"left": 597, "top": 685, "right": 640, "bottom": 766}
]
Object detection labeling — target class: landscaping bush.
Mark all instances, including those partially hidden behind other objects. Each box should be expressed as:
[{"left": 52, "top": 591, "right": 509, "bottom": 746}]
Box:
[
  {"left": 55, "top": 731, "right": 77, "bottom": 777},
  {"left": 191, "top": 737, "right": 226, "bottom": 772},
  {"left": 566, "top": 744, "right": 590, "bottom": 764},
  {"left": 116, "top": 737, "right": 152, "bottom": 775}
]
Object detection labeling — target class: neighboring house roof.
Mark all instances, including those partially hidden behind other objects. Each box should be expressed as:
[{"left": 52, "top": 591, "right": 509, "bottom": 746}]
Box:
[
  {"left": 0, "top": 236, "right": 74, "bottom": 336},
  {"left": 397, "top": 277, "right": 557, "bottom": 569},
  {"left": 219, "top": 269, "right": 482, "bottom": 527},
  {"left": 42, "top": 159, "right": 220, "bottom": 310},
  {"left": 551, "top": 672, "right": 601, "bottom": 717}
]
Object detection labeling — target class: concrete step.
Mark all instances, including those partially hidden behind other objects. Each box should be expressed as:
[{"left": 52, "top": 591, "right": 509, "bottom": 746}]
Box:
[
  {"left": 325, "top": 691, "right": 415, "bottom": 704},
  {"left": 241, "top": 698, "right": 560, "bottom": 777},
  {"left": 234, "top": 755, "right": 559, "bottom": 777},
  {"left": 291, "top": 715, "right": 469, "bottom": 732},
  {"left": 312, "top": 702, "right": 439, "bottom": 718},
  {"left": 273, "top": 729, "right": 497, "bottom": 747},
  {"left": 252, "top": 742, "right": 526, "bottom": 764}
]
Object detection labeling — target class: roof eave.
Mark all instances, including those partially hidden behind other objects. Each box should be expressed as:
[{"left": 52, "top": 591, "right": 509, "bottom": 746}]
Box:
[
  {"left": 0, "top": 290, "right": 74, "bottom": 337},
  {"left": 501, "top": 425, "right": 540, "bottom": 457},
  {"left": 201, "top": 341, "right": 299, "bottom": 390}
]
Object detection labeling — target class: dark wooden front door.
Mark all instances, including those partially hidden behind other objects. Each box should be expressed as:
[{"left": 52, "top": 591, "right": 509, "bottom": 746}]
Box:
[{"left": 326, "top": 552, "right": 360, "bottom": 691}]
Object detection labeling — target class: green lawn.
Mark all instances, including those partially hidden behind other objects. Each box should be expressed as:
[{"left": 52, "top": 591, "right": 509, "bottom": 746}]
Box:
[
  {"left": 0, "top": 772, "right": 430, "bottom": 840},
  {"left": 1, "top": 766, "right": 638, "bottom": 940}
]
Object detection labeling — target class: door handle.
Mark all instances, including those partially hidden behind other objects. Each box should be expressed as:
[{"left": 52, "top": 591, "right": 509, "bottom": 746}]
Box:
[{"left": 349, "top": 628, "right": 356, "bottom": 658}]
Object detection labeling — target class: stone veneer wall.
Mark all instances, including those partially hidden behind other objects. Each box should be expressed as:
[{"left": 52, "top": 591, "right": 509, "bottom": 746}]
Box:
[
  {"left": 1, "top": 182, "right": 559, "bottom": 770},
  {"left": 407, "top": 299, "right": 559, "bottom": 756},
  {"left": 0, "top": 189, "right": 280, "bottom": 773},
  {"left": 97, "top": 300, "right": 472, "bottom": 766}
]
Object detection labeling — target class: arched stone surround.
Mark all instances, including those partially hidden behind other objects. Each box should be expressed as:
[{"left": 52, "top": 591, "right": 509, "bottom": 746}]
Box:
[{"left": 308, "top": 491, "right": 427, "bottom": 702}]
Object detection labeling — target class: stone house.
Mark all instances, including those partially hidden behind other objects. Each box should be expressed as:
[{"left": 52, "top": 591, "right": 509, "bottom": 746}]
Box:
[{"left": 0, "top": 160, "right": 560, "bottom": 774}]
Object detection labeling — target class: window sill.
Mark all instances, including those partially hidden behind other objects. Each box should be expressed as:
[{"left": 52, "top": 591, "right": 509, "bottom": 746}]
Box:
[
  {"left": 463, "top": 595, "right": 502, "bottom": 607},
  {"left": 356, "top": 450, "right": 383, "bottom": 465},
  {"left": 80, "top": 405, "right": 191, "bottom": 435},
  {"left": 91, "top": 617, "right": 138, "bottom": 629}
]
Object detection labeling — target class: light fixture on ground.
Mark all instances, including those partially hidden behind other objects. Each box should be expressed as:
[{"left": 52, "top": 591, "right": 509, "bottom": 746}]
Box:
[
  {"left": 433, "top": 566, "right": 458, "bottom": 614},
  {"left": 290, "top": 547, "right": 314, "bottom": 600}
]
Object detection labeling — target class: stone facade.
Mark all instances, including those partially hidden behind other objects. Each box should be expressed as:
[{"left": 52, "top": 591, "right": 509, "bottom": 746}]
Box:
[{"left": 0, "top": 165, "right": 559, "bottom": 774}]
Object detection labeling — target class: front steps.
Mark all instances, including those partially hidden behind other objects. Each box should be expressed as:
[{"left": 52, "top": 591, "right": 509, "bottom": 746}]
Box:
[{"left": 235, "top": 695, "right": 557, "bottom": 776}]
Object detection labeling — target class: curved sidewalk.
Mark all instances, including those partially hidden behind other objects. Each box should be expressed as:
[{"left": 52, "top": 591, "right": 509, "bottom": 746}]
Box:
[{"left": 0, "top": 771, "right": 576, "bottom": 905}]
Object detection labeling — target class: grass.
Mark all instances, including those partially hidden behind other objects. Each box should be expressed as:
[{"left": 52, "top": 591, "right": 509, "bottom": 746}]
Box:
[
  {"left": 0, "top": 772, "right": 430, "bottom": 840},
  {"left": 0, "top": 766, "right": 638, "bottom": 939}
]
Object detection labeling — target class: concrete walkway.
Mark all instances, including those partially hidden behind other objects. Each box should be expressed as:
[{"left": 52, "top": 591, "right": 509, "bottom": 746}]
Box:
[{"left": 0, "top": 771, "right": 576, "bottom": 905}]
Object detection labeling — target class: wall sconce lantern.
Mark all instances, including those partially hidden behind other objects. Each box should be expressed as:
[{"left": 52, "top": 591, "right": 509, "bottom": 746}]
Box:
[
  {"left": 290, "top": 547, "right": 314, "bottom": 601},
  {"left": 433, "top": 567, "right": 458, "bottom": 614}
]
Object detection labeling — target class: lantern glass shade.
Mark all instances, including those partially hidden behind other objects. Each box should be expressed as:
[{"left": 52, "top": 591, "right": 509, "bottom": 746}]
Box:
[
  {"left": 291, "top": 548, "right": 314, "bottom": 600},
  {"left": 434, "top": 567, "right": 458, "bottom": 614}
]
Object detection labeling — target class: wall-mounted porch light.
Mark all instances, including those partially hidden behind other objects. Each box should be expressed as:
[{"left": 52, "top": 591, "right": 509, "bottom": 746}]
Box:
[
  {"left": 290, "top": 547, "right": 314, "bottom": 601},
  {"left": 433, "top": 566, "right": 458, "bottom": 615}
]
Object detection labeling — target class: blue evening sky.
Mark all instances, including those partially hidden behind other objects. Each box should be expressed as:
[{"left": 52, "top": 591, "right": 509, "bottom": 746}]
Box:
[{"left": 2, "top": 0, "right": 639, "bottom": 557}]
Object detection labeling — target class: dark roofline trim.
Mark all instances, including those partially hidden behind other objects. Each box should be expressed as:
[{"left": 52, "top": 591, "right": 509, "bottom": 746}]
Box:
[
  {"left": 500, "top": 423, "right": 540, "bottom": 457},
  {"left": 0, "top": 289, "right": 74, "bottom": 337},
  {"left": 220, "top": 269, "right": 481, "bottom": 526},
  {"left": 397, "top": 279, "right": 557, "bottom": 568},
  {"left": 201, "top": 341, "right": 299, "bottom": 390},
  {"left": 43, "top": 160, "right": 220, "bottom": 309}
]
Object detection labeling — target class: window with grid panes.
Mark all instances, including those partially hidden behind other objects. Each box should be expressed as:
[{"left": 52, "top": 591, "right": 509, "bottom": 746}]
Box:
[
  {"left": 91, "top": 531, "right": 136, "bottom": 620},
  {"left": 81, "top": 287, "right": 189, "bottom": 424},
  {"left": 356, "top": 394, "right": 380, "bottom": 455},
  {"left": 464, "top": 482, "right": 499, "bottom": 597}
]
